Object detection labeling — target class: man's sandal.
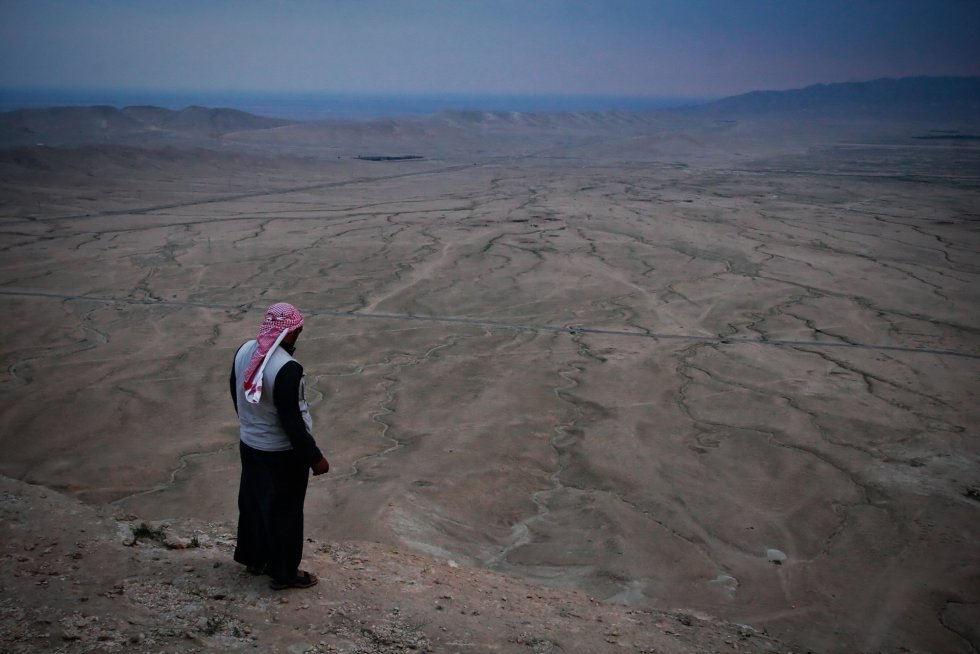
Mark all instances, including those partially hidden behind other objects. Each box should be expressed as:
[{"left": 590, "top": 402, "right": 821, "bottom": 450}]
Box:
[{"left": 269, "top": 570, "right": 318, "bottom": 590}]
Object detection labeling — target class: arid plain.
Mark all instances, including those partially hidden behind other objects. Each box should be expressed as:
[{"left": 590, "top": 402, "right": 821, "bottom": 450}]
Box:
[{"left": 1, "top": 106, "right": 978, "bottom": 653}]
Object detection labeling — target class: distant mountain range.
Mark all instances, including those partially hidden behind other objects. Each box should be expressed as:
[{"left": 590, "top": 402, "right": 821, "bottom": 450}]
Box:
[
  {"left": 0, "top": 104, "right": 291, "bottom": 146},
  {"left": 694, "top": 76, "right": 980, "bottom": 120},
  {"left": 1, "top": 76, "right": 977, "bottom": 147}
]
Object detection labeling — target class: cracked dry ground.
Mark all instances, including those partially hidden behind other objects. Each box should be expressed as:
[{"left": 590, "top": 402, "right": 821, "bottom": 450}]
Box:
[{"left": 1, "top": 142, "right": 978, "bottom": 653}]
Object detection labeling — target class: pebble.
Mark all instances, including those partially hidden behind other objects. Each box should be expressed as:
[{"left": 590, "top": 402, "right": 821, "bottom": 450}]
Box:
[
  {"left": 116, "top": 523, "right": 136, "bottom": 547},
  {"left": 164, "top": 534, "right": 194, "bottom": 550},
  {"left": 765, "top": 548, "right": 787, "bottom": 564}
]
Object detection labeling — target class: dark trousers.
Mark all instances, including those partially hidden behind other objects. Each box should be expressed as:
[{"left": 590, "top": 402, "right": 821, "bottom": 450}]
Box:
[{"left": 234, "top": 441, "right": 309, "bottom": 582}]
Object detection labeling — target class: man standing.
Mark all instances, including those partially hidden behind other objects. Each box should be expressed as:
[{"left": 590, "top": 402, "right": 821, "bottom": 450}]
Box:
[{"left": 230, "top": 302, "right": 329, "bottom": 590}]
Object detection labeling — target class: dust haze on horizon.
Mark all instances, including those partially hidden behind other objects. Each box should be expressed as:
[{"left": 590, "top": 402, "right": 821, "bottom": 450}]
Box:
[{"left": 1, "top": 0, "right": 979, "bottom": 101}]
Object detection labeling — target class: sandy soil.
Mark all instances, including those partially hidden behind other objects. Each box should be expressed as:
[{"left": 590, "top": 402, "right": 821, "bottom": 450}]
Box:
[{"left": 1, "top": 116, "right": 978, "bottom": 653}]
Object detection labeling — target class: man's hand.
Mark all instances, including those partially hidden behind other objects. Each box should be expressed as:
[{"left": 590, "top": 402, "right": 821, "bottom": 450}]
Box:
[{"left": 312, "top": 458, "right": 330, "bottom": 476}]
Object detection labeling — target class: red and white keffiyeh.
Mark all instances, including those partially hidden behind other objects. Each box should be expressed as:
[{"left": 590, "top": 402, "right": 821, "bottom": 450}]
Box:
[{"left": 242, "top": 302, "right": 304, "bottom": 404}]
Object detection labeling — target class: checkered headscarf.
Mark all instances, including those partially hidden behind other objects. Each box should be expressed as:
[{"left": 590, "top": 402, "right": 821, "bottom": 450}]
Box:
[{"left": 242, "top": 302, "right": 304, "bottom": 404}]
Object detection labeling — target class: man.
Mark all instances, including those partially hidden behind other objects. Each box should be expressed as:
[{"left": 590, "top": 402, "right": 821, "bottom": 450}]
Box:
[{"left": 230, "top": 302, "right": 330, "bottom": 590}]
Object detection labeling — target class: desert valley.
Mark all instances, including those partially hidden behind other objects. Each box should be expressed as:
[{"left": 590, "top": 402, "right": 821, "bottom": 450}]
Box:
[{"left": 1, "top": 77, "right": 978, "bottom": 653}]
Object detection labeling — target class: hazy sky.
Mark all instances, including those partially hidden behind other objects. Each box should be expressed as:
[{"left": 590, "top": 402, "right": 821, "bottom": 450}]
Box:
[{"left": 1, "top": 0, "right": 978, "bottom": 98}]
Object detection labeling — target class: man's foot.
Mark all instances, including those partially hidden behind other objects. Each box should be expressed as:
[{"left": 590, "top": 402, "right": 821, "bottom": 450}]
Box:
[{"left": 269, "top": 570, "right": 318, "bottom": 590}]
